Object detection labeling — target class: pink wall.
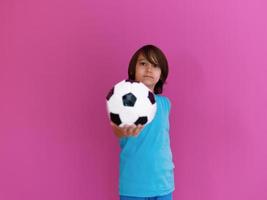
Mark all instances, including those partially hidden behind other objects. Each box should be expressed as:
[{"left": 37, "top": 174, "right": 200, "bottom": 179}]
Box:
[{"left": 1, "top": 0, "right": 267, "bottom": 199}]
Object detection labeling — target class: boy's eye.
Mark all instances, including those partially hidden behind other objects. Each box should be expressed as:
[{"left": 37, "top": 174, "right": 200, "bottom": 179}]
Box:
[{"left": 139, "top": 61, "right": 159, "bottom": 67}]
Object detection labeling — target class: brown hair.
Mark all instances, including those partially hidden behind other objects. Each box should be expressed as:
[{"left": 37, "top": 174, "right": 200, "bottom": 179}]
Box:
[{"left": 128, "top": 44, "right": 169, "bottom": 94}]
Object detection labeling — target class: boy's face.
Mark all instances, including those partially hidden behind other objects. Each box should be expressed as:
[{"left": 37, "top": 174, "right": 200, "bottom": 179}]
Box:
[{"left": 135, "top": 54, "right": 161, "bottom": 92}]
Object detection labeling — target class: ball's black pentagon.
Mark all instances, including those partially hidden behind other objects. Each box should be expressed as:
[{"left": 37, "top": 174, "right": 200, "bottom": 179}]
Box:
[
  {"left": 148, "top": 91, "right": 156, "bottom": 104},
  {"left": 106, "top": 87, "right": 114, "bottom": 101},
  {"left": 134, "top": 116, "right": 148, "bottom": 126},
  {"left": 122, "top": 92, "right": 137, "bottom": 107},
  {"left": 110, "top": 113, "right": 122, "bottom": 126}
]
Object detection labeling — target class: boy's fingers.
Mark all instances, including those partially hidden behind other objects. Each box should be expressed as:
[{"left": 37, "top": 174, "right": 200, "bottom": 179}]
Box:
[
  {"left": 122, "top": 128, "right": 128, "bottom": 135},
  {"left": 127, "top": 125, "right": 135, "bottom": 135},
  {"left": 132, "top": 124, "right": 144, "bottom": 136},
  {"left": 111, "top": 123, "right": 143, "bottom": 137},
  {"left": 133, "top": 129, "right": 139, "bottom": 136},
  {"left": 137, "top": 124, "right": 144, "bottom": 130},
  {"left": 121, "top": 125, "right": 135, "bottom": 136}
]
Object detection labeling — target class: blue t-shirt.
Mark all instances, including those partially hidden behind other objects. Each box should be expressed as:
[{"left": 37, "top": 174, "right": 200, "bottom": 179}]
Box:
[{"left": 119, "top": 95, "right": 175, "bottom": 197}]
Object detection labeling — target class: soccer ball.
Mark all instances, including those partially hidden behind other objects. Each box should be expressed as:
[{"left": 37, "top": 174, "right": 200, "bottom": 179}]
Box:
[{"left": 106, "top": 79, "right": 157, "bottom": 127}]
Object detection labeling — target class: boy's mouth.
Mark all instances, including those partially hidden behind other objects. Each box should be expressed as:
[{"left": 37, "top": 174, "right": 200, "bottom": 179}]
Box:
[{"left": 143, "top": 75, "right": 154, "bottom": 79}]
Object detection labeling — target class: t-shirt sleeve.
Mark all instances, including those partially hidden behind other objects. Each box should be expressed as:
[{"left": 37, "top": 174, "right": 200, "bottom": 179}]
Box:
[{"left": 164, "top": 96, "right": 171, "bottom": 113}]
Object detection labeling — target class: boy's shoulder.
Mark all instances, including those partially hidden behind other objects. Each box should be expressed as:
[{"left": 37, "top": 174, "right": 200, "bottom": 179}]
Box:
[
  {"left": 155, "top": 94, "right": 171, "bottom": 102},
  {"left": 155, "top": 94, "right": 171, "bottom": 110}
]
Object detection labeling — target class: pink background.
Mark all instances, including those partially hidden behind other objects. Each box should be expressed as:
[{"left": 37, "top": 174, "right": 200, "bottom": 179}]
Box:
[{"left": 1, "top": 0, "right": 267, "bottom": 199}]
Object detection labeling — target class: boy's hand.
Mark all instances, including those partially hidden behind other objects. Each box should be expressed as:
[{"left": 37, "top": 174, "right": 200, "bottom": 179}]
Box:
[{"left": 110, "top": 122, "right": 144, "bottom": 138}]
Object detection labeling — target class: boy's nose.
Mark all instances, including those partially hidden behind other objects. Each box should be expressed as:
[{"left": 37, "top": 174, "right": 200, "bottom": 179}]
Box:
[{"left": 146, "top": 64, "right": 153, "bottom": 71}]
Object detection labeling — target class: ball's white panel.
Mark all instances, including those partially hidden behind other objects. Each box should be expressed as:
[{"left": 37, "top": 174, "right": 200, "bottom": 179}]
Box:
[
  {"left": 119, "top": 108, "right": 138, "bottom": 126},
  {"left": 130, "top": 82, "right": 148, "bottom": 98},
  {"left": 134, "top": 98, "right": 152, "bottom": 116},
  {"left": 106, "top": 94, "right": 123, "bottom": 114},
  {"left": 114, "top": 80, "right": 131, "bottom": 97}
]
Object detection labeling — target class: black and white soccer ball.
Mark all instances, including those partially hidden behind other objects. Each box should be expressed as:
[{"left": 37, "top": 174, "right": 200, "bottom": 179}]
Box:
[{"left": 106, "top": 79, "right": 157, "bottom": 127}]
